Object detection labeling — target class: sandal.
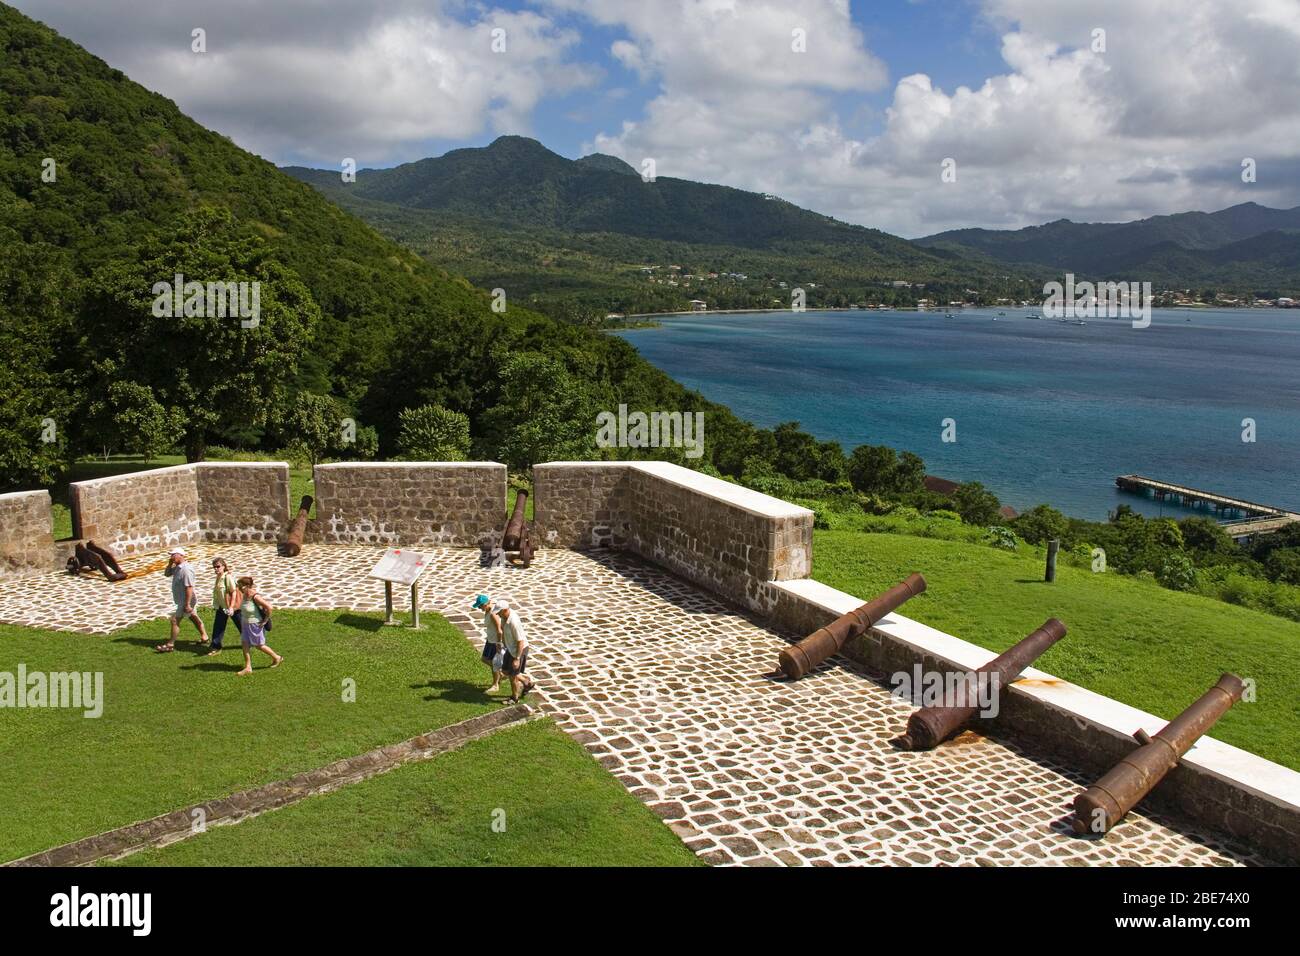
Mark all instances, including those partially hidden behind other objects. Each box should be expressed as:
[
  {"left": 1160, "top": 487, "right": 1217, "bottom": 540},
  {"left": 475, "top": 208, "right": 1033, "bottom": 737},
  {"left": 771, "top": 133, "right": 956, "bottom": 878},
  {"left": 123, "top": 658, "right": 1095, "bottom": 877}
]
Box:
[{"left": 155, "top": 643, "right": 175, "bottom": 653}]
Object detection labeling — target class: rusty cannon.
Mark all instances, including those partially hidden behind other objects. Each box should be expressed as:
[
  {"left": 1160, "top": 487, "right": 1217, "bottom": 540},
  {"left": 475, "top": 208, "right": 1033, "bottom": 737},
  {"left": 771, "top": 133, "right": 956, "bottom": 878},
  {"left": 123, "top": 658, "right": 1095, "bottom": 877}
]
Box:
[
  {"left": 500, "top": 490, "right": 534, "bottom": 568},
  {"left": 892, "top": 617, "right": 1067, "bottom": 751},
  {"left": 280, "top": 495, "right": 314, "bottom": 557},
  {"left": 777, "top": 573, "right": 926, "bottom": 680},
  {"left": 1072, "top": 673, "right": 1245, "bottom": 836}
]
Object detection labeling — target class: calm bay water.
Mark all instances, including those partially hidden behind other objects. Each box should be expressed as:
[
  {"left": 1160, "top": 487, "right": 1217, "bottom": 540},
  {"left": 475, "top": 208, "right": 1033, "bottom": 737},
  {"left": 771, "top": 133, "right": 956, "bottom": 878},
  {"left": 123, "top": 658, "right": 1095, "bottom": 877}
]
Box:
[{"left": 616, "top": 308, "right": 1300, "bottom": 520}]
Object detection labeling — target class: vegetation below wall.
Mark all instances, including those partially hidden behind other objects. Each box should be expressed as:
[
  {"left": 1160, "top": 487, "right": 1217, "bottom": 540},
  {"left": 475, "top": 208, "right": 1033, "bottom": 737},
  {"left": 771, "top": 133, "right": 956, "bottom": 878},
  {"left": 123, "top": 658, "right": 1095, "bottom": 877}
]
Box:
[
  {"left": 810, "top": 530, "right": 1300, "bottom": 771},
  {"left": 751, "top": 471, "right": 1300, "bottom": 625}
]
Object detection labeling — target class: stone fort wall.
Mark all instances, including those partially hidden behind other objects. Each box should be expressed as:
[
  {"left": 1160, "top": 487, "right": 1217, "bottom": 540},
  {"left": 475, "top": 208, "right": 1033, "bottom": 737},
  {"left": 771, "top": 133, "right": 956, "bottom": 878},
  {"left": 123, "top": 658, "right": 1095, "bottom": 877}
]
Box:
[
  {"left": 0, "top": 490, "right": 54, "bottom": 575},
  {"left": 534, "top": 461, "right": 813, "bottom": 614},
  {"left": 309, "top": 462, "right": 506, "bottom": 549},
  {"left": 69, "top": 464, "right": 202, "bottom": 556},
  {"left": 67, "top": 462, "right": 290, "bottom": 556}
]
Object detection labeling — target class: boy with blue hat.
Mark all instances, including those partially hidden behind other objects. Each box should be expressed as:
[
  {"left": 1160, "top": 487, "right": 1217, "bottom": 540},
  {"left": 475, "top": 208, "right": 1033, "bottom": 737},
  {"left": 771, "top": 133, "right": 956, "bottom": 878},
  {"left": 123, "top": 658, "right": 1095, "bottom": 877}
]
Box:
[{"left": 472, "top": 593, "right": 503, "bottom": 693}]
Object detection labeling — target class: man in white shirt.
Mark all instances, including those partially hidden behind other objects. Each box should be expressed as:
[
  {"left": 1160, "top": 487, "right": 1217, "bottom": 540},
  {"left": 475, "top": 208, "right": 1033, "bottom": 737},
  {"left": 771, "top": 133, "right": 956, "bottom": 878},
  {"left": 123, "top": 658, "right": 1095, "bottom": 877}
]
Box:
[{"left": 490, "top": 600, "right": 535, "bottom": 703}]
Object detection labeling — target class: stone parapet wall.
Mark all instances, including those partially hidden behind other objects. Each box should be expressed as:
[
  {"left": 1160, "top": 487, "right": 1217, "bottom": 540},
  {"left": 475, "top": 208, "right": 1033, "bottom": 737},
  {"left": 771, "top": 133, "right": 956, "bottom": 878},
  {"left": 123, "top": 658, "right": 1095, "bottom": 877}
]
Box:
[
  {"left": 533, "top": 461, "right": 813, "bottom": 613},
  {"left": 311, "top": 462, "right": 506, "bottom": 548},
  {"left": 626, "top": 463, "right": 812, "bottom": 613},
  {"left": 70, "top": 464, "right": 201, "bottom": 556},
  {"left": 533, "top": 462, "right": 630, "bottom": 549},
  {"left": 768, "top": 577, "right": 1300, "bottom": 864},
  {"left": 0, "top": 491, "right": 54, "bottom": 575},
  {"left": 195, "top": 463, "right": 291, "bottom": 543}
]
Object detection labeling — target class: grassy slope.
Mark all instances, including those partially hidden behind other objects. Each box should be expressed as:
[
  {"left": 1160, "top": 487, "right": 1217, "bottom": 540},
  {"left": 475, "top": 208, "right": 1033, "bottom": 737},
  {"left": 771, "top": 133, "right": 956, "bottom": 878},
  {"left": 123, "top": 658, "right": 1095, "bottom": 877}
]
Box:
[
  {"left": 811, "top": 530, "right": 1300, "bottom": 770},
  {"left": 0, "top": 610, "right": 502, "bottom": 862},
  {"left": 112, "top": 719, "right": 700, "bottom": 867}
]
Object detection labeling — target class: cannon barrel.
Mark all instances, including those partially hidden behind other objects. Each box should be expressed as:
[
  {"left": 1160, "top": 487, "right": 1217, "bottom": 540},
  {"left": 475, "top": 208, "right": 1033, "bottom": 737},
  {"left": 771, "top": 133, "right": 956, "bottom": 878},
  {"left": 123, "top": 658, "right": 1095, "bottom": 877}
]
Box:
[
  {"left": 778, "top": 573, "right": 926, "bottom": 680},
  {"left": 502, "top": 490, "right": 528, "bottom": 552},
  {"left": 1072, "top": 673, "right": 1244, "bottom": 835},
  {"left": 893, "top": 617, "right": 1066, "bottom": 751},
  {"left": 281, "top": 495, "right": 314, "bottom": 557}
]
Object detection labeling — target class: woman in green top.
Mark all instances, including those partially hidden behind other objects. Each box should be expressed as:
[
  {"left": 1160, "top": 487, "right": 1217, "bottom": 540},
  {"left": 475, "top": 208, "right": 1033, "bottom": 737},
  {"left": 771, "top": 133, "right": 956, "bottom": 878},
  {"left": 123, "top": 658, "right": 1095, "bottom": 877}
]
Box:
[
  {"left": 235, "top": 576, "right": 283, "bottom": 675},
  {"left": 206, "top": 558, "right": 241, "bottom": 655}
]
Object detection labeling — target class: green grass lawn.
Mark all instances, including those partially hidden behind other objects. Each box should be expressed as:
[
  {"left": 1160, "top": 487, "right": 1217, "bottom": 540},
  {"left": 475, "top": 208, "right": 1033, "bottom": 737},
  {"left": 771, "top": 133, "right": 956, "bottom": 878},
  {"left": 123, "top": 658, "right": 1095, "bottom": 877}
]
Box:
[
  {"left": 0, "top": 610, "right": 505, "bottom": 863},
  {"left": 110, "top": 719, "right": 700, "bottom": 867},
  {"left": 812, "top": 530, "right": 1300, "bottom": 770}
]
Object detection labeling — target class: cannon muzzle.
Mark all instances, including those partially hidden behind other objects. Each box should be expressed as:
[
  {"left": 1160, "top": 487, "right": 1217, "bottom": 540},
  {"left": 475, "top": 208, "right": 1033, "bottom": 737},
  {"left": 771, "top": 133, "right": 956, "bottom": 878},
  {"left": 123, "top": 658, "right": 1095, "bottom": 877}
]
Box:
[
  {"left": 778, "top": 573, "right": 926, "bottom": 680},
  {"left": 1072, "top": 673, "right": 1245, "bottom": 835},
  {"left": 502, "top": 490, "right": 528, "bottom": 552},
  {"left": 893, "top": 617, "right": 1067, "bottom": 750},
  {"left": 281, "top": 495, "right": 314, "bottom": 557}
]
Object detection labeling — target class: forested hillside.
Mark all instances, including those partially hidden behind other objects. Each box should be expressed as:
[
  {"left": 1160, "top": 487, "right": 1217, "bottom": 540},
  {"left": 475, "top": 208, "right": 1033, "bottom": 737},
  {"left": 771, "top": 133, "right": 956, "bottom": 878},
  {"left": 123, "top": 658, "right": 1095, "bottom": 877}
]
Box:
[{"left": 0, "top": 2, "right": 786, "bottom": 487}]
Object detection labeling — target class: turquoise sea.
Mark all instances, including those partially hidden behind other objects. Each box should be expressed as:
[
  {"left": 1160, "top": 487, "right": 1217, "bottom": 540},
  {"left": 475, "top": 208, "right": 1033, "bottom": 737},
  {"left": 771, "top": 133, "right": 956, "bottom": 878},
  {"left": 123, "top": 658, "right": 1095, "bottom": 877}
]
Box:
[{"left": 616, "top": 308, "right": 1300, "bottom": 520}]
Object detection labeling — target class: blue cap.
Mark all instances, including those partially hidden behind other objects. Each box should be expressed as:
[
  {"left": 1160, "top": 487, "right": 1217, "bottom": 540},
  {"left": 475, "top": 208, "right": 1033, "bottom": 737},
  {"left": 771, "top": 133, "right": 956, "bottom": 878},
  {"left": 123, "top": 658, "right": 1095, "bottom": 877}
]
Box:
[{"left": 472, "top": 593, "right": 490, "bottom": 609}]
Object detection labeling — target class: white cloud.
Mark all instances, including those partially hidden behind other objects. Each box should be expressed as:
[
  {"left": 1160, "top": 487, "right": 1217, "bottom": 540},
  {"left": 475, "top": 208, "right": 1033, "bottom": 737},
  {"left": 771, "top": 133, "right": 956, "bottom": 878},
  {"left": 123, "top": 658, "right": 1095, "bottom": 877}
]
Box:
[
  {"left": 14, "top": 0, "right": 1300, "bottom": 234},
  {"left": 563, "top": 0, "right": 1300, "bottom": 236},
  {"left": 11, "top": 0, "right": 598, "bottom": 165}
]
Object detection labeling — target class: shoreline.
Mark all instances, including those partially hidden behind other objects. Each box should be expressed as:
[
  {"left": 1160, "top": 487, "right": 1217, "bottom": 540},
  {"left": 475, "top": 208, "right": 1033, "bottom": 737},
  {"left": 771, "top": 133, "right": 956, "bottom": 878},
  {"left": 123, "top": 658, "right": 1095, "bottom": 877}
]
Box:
[{"left": 619, "top": 304, "right": 1291, "bottom": 320}]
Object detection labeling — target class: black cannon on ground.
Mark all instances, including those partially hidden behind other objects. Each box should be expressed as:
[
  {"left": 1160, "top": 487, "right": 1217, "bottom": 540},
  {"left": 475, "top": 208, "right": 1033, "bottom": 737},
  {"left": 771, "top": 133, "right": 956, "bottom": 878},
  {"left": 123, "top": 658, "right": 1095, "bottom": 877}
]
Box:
[
  {"left": 280, "top": 495, "right": 313, "bottom": 557},
  {"left": 892, "top": 617, "right": 1067, "bottom": 750},
  {"left": 65, "top": 540, "right": 126, "bottom": 581},
  {"left": 777, "top": 573, "right": 926, "bottom": 680},
  {"left": 1072, "top": 673, "right": 1245, "bottom": 835}
]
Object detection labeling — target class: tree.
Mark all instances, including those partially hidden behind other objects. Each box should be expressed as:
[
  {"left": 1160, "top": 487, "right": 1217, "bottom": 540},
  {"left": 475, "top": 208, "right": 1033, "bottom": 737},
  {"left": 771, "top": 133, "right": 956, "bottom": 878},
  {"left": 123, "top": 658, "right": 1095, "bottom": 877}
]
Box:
[
  {"left": 847, "top": 444, "right": 927, "bottom": 498},
  {"left": 893, "top": 451, "right": 927, "bottom": 494},
  {"left": 1014, "top": 504, "right": 1068, "bottom": 546},
  {"left": 1157, "top": 553, "right": 1197, "bottom": 591},
  {"left": 479, "top": 353, "right": 599, "bottom": 469},
  {"left": 0, "top": 237, "right": 77, "bottom": 489},
  {"left": 952, "top": 481, "right": 1003, "bottom": 526},
  {"left": 772, "top": 422, "right": 821, "bottom": 481},
  {"left": 283, "top": 392, "right": 345, "bottom": 466},
  {"left": 398, "top": 404, "right": 471, "bottom": 461},
  {"left": 848, "top": 445, "right": 898, "bottom": 495},
  {"left": 80, "top": 208, "right": 317, "bottom": 461},
  {"left": 84, "top": 379, "right": 185, "bottom": 460},
  {"left": 1265, "top": 549, "right": 1300, "bottom": 586}
]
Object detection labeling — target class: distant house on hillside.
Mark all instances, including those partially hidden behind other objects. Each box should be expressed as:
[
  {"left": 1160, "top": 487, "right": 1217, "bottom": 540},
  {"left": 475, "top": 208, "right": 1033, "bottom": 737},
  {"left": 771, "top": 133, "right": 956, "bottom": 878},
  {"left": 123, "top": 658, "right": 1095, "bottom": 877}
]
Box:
[{"left": 689, "top": 299, "right": 708, "bottom": 312}]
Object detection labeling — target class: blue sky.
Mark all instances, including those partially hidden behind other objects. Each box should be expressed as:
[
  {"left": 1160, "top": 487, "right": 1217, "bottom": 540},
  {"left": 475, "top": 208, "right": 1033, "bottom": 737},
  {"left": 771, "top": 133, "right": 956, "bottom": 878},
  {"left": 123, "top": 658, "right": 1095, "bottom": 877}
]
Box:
[
  {"left": 522, "top": 0, "right": 1010, "bottom": 163},
  {"left": 13, "top": 0, "right": 1300, "bottom": 236}
]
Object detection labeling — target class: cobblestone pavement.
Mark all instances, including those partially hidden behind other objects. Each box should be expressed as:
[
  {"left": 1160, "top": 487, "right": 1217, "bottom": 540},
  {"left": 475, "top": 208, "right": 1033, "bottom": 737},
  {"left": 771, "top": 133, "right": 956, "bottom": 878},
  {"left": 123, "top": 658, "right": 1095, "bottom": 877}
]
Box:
[{"left": 0, "top": 543, "right": 1264, "bottom": 866}]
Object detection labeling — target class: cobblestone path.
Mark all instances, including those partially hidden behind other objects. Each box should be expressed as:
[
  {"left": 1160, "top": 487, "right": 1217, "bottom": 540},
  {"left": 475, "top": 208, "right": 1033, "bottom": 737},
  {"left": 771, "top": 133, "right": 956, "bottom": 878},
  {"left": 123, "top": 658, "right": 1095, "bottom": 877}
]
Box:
[{"left": 0, "top": 543, "right": 1264, "bottom": 866}]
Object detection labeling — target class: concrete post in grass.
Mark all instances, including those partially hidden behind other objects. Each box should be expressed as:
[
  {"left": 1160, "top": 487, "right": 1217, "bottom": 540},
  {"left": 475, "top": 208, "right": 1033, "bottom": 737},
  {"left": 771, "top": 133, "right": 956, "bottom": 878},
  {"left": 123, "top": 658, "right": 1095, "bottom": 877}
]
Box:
[{"left": 1045, "top": 538, "right": 1060, "bottom": 583}]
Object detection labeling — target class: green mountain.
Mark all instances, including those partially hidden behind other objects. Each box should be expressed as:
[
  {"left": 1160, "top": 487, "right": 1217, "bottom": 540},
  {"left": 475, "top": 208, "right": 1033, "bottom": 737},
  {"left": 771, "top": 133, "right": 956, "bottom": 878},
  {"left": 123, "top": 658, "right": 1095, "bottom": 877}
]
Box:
[
  {"left": 0, "top": 2, "right": 770, "bottom": 485},
  {"left": 283, "top": 137, "right": 1043, "bottom": 318},
  {"left": 918, "top": 203, "right": 1300, "bottom": 289},
  {"left": 287, "top": 134, "right": 933, "bottom": 253}
]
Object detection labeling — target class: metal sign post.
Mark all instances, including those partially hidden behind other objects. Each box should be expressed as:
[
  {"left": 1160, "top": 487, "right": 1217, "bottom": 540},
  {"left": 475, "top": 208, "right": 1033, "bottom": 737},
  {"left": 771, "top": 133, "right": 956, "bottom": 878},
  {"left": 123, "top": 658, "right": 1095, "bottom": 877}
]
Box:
[{"left": 369, "top": 548, "right": 431, "bottom": 629}]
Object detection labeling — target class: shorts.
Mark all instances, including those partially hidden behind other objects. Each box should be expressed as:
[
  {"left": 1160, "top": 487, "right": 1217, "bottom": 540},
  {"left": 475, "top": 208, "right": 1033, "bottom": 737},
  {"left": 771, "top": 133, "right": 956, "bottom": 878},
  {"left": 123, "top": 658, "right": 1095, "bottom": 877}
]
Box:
[
  {"left": 481, "top": 641, "right": 500, "bottom": 666},
  {"left": 502, "top": 647, "right": 528, "bottom": 675},
  {"left": 242, "top": 619, "right": 267, "bottom": 647},
  {"left": 171, "top": 603, "right": 193, "bottom": 620}
]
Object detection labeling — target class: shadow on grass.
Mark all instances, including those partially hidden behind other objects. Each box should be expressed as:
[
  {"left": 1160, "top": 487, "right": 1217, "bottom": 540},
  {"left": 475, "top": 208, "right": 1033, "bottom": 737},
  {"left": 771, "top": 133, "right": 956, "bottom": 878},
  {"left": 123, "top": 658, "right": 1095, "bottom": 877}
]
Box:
[
  {"left": 111, "top": 635, "right": 211, "bottom": 654},
  {"left": 416, "top": 678, "right": 490, "bottom": 704},
  {"left": 1014, "top": 579, "right": 1052, "bottom": 585},
  {"left": 332, "top": 613, "right": 385, "bottom": 632}
]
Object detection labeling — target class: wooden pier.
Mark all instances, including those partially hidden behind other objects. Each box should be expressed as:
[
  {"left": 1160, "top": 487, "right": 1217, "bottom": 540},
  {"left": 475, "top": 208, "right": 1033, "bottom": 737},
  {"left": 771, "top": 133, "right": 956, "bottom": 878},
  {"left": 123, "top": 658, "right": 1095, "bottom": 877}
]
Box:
[{"left": 1115, "top": 475, "right": 1300, "bottom": 537}]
